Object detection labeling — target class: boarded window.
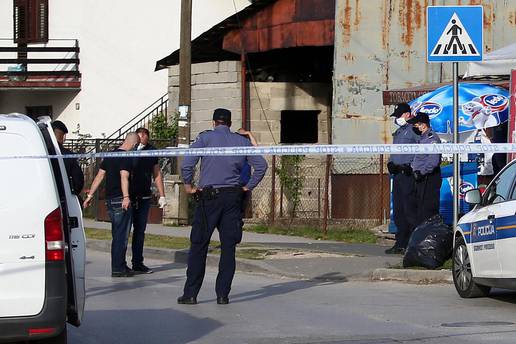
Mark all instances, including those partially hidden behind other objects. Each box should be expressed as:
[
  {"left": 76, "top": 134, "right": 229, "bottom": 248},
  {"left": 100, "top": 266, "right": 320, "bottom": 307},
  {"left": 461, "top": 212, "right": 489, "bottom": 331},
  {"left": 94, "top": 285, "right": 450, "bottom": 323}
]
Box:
[{"left": 14, "top": 0, "right": 48, "bottom": 44}]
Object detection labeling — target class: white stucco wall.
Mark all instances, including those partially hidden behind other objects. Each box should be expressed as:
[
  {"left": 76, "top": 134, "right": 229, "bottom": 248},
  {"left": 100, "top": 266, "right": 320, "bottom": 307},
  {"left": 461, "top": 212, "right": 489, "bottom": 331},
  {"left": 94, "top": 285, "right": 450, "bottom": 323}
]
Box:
[{"left": 0, "top": 0, "right": 250, "bottom": 138}]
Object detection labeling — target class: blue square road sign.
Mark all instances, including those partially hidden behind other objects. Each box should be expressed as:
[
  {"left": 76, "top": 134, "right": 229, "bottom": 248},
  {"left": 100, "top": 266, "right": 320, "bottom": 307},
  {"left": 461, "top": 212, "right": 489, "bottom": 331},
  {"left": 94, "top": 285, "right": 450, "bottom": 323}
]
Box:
[{"left": 427, "top": 6, "right": 483, "bottom": 62}]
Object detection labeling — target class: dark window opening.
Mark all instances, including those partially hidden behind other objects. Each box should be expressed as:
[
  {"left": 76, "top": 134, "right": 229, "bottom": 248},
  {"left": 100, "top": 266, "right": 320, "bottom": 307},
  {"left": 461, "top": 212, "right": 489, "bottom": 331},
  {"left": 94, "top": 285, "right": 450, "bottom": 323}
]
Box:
[
  {"left": 247, "top": 46, "right": 334, "bottom": 83},
  {"left": 26, "top": 105, "right": 53, "bottom": 120},
  {"left": 280, "top": 110, "right": 319, "bottom": 144},
  {"left": 14, "top": 0, "right": 48, "bottom": 44}
]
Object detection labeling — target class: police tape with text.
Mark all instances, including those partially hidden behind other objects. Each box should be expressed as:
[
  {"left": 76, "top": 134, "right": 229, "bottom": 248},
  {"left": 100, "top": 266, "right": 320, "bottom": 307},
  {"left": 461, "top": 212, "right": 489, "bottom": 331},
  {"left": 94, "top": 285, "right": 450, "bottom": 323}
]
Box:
[{"left": 1, "top": 143, "right": 516, "bottom": 160}]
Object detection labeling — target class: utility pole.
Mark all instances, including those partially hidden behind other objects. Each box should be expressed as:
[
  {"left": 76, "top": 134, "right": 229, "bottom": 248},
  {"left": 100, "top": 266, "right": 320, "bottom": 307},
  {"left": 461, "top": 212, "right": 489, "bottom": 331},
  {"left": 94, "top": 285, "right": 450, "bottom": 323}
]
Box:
[{"left": 176, "top": 0, "right": 192, "bottom": 224}]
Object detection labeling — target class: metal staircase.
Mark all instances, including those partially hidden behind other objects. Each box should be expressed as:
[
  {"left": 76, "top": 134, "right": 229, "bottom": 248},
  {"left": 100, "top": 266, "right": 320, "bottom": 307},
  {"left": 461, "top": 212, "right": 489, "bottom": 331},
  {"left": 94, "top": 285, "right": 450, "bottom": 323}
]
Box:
[{"left": 102, "top": 93, "right": 169, "bottom": 142}]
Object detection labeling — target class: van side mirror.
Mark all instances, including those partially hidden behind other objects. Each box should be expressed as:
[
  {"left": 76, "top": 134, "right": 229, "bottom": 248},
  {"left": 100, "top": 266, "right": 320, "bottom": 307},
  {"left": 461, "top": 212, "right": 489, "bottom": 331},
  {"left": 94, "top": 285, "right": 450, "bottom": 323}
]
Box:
[{"left": 464, "top": 189, "right": 482, "bottom": 205}]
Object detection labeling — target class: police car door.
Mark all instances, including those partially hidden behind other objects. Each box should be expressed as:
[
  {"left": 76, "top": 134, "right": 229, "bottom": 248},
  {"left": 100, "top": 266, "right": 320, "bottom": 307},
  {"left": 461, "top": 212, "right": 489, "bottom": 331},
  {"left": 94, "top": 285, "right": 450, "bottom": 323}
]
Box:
[
  {"left": 470, "top": 162, "right": 516, "bottom": 278},
  {"left": 482, "top": 162, "right": 516, "bottom": 278},
  {"left": 39, "top": 118, "right": 86, "bottom": 325}
]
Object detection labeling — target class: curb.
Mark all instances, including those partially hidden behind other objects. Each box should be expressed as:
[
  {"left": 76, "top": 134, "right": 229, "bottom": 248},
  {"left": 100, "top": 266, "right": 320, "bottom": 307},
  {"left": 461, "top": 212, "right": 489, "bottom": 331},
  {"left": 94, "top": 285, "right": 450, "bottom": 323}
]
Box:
[
  {"left": 371, "top": 268, "right": 453, "bottom": 284},
  {"left": 86, "top": 239, "right": 278, "bottom": 276},
  {"left": 86, "top": 240, "right": 452, "bottom": 284}
]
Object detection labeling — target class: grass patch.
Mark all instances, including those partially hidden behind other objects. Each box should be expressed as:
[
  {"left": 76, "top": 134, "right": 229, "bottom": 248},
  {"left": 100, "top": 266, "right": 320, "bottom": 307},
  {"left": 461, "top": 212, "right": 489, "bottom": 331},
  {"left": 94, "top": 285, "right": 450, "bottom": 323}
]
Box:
[
  {"left": 85, "top": 228, "right": 259, "bottom": 251},
  {"left": 441, "top": 258, "right": 452, "bottom": 270},
  {"left": 245, "top": 225, "right": 377, "bottom": 244},
  {"left": 208, "top": 247, "right": 276, "bottom": 260},
  {"left": 85, "top": 228, "right": 198, "bottom": 250},
  {"left": 390, "top": 258, "right": 453, "bottom": 271}
]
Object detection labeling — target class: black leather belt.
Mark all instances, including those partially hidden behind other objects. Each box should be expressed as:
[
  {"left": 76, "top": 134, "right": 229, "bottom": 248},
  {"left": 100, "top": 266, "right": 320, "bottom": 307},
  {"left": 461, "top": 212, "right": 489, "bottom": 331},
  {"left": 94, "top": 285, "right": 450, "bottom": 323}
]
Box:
[
  {"left": 393, "top": 163, "right": 413, "bottom": 175},
  {"left": 195, "top": 186, "right": 243, "bottom": 200}
]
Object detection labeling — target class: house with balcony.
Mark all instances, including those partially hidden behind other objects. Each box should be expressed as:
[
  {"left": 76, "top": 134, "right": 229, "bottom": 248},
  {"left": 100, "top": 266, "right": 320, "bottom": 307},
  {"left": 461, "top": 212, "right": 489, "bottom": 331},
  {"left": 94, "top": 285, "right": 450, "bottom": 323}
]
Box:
[{"left": 0, "top": 0, "right": 251, "bottom": 138}]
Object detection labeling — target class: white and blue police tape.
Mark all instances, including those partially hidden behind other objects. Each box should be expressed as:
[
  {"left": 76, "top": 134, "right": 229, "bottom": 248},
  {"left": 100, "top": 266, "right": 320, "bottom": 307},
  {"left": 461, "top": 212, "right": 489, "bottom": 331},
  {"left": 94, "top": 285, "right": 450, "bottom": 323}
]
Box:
[{"left": 1, "top": 143, "right": 516, "bottom": 160}]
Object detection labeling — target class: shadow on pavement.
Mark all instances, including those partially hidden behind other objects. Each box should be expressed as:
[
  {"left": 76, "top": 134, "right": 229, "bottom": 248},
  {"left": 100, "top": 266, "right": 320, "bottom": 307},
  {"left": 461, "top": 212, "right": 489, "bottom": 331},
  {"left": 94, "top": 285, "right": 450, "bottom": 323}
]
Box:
[
  {"left": 488, "top": 289, "right": 516, "bottom": 304},
  {"left": 86, "top": 262, "right": 184, "bottom": 299},
  {"left": 69, "top": 308, "right": 222, "bottom": 344},
  {"left": 212, "top": 273, "right": 345, "bottom": 304}
]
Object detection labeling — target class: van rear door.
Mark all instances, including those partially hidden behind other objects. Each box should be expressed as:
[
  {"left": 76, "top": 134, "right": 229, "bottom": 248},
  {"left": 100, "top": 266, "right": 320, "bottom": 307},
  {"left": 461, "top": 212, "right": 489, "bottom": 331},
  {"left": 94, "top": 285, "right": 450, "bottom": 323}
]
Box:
[
  {"left": 0, "top": 116, "right": 56, "bottom": 317},
  {"left": 39, "top": 119, "right": 86, "bottom": 326}
]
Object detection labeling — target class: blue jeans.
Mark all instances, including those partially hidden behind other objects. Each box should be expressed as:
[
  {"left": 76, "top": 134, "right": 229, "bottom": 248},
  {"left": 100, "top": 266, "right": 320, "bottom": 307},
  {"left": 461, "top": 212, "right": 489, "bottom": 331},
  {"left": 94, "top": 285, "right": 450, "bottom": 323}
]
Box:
[
  {"left": 131, "top": 197, "right": 151, "bottom": 266},
  {"left": 106, "top": 197, "right": 133, "bottom": 272}
]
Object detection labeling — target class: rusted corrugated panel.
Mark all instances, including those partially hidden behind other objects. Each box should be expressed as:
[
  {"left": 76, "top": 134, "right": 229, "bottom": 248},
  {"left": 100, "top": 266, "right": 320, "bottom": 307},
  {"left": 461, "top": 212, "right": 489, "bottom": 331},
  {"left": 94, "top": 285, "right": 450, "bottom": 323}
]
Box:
[
  {"left": 270, "top": 0, "right": 296, "bottom": 26},
  {"left": 297, "top": 20, "right": 335, "bottom": 46},
  {"left": 224, "top": 20, "right": 335, "bottom": 53},
  {"left": 295, "top": 0, "right": 336, "bottom": 21},
  {"left": 331, "top": 174, "right": 390, "bottom": 220},
  {"left": 332, "top": 0, "right": 516, "bottom": 145},
  {"left": 223, "top": 0, "right": 335, "bottom": 54}
]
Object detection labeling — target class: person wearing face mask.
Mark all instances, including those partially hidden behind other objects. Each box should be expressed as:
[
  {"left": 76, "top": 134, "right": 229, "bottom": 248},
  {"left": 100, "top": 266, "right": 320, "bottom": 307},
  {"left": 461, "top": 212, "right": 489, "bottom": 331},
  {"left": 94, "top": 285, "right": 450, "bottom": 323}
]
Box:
[
  {"left": 128, "top": 128, "right": 167, "bottom": 274},
  {"left": 408, "top": 112, "right": 442, "bottom": 226},
  {"left": 385, "top": 103, "right": 420, "bottom": 255}
]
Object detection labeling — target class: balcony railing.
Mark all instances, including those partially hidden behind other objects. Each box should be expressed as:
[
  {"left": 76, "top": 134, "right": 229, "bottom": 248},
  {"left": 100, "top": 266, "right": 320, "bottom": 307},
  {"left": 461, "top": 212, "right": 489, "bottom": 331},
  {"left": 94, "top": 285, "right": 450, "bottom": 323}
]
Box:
[{"left": 0, "top": 38, "right": 81, "bottom": 89}]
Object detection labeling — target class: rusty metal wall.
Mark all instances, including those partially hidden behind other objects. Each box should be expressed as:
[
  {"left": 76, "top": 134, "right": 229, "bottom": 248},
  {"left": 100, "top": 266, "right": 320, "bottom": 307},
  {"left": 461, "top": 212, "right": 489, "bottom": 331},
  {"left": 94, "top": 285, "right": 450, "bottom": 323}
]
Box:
[{"left": 332, "top": 0, "right": 516, "bottom": 144}]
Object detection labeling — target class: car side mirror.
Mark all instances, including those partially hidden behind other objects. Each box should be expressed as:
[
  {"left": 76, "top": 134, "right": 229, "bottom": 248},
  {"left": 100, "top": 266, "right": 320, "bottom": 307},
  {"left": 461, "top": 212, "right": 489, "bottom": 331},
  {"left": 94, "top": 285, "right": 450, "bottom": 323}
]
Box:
[{"left": 465, "top": 189, "right": 482, "bottom": 205}]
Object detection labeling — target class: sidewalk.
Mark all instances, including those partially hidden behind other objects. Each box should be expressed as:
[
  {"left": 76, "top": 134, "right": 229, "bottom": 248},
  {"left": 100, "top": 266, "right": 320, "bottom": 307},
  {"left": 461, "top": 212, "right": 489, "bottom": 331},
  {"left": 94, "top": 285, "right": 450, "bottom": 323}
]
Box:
[{"left": 83, "top": 219, "right": 452, "bottom": 284}]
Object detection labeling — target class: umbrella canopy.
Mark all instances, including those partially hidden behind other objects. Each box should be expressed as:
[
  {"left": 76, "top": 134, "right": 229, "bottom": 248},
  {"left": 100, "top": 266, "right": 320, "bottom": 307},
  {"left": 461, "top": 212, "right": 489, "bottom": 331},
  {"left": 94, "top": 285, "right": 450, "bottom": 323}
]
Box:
[
  {"left": 408, "top": 83, "right": 509, "bottom": 137},
  {"left": 464, "top": 42, "right": 516, "bottom": 77}
]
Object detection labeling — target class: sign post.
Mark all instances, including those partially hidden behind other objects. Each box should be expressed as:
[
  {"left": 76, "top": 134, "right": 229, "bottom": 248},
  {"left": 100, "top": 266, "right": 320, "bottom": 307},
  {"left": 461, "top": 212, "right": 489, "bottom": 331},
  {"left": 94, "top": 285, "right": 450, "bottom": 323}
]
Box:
[{"left": 427, "top": 5, "right": 483, "bottom": 231}]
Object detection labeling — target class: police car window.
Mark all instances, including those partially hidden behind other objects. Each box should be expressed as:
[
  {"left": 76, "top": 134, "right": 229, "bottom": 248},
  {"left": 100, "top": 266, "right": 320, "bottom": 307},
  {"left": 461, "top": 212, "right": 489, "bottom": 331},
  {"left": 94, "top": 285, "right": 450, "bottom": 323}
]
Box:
[{"left": 483, "top": 163, "right": 516, "bottom": 205}]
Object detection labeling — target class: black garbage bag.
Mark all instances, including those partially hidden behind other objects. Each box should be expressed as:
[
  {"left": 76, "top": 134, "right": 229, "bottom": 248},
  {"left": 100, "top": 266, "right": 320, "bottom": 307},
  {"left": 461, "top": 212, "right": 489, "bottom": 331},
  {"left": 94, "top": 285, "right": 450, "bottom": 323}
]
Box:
[{"left": 403, "top": 215, "right": 453, "bottom": 269}]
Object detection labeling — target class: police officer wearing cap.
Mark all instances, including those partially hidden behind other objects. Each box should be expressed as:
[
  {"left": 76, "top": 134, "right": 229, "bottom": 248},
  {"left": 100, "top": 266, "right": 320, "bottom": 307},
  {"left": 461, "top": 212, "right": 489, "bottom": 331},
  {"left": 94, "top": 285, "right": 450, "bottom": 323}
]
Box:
[
  {"left": 178, "top": 108, "right": 268, "bottom": 305},
  {"left": 51, "top": 120, "right": 84, "bottom": 196},
  {"left": 408, "top": 112, "right": 442, "bottom": 226},
  {"left": 385, "top": 103, "right": 420, "bottom": 254}
]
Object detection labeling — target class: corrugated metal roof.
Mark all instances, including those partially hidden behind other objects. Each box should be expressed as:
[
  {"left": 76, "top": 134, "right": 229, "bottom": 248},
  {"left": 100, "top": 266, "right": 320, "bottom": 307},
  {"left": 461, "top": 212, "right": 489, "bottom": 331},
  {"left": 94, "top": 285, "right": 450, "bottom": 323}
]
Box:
[{"left": 155, "top": 0, "right": 278, "bottom": 70}]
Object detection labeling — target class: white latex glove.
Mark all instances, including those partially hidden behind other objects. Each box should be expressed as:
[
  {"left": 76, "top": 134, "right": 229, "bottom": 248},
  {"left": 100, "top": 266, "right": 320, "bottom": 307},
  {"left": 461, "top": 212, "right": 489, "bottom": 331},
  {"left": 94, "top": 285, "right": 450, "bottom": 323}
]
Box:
[{"left": 158, "top": 196, "right": 167, "bottom": 208}]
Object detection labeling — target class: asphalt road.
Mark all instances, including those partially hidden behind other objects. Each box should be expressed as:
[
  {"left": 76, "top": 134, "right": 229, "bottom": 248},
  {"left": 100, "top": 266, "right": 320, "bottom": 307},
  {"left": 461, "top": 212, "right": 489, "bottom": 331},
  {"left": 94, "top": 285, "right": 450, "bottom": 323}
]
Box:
[{"left": 70, "top": 250, "right": 516, "bottom": 344}]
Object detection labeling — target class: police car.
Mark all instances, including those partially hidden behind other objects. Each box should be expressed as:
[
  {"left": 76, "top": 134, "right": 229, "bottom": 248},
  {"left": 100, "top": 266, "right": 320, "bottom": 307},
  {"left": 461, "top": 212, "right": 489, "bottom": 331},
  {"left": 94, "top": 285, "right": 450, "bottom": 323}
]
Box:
[{"left": 453, "top": 159, "right": 516, "bottom": 298}]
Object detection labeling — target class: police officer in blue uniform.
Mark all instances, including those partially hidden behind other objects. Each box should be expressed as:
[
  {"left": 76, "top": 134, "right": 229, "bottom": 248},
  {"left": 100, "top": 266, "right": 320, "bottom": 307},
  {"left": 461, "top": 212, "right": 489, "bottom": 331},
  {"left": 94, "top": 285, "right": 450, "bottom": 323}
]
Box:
[
  {"left": 408, "top": 112, "right": 442, "bottom": 226},
  {"left": 385, "top": 103, "right": 420, "bottom": 254},
  {"left": 178, "top": 108, "right": 268, "bottom": 305}
]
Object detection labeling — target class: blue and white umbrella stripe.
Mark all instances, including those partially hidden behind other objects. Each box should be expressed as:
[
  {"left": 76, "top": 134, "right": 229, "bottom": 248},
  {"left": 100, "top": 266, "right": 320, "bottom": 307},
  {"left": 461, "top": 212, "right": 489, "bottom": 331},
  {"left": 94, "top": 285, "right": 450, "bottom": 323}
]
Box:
[{"left": 408, "top": 83, "right": 509, "bottom": 135}]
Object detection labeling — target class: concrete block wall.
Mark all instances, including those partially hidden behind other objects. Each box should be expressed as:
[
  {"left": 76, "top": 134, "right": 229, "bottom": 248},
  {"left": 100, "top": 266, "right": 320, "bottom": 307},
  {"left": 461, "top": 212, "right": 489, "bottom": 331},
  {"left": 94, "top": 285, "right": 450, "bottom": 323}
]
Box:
[
  {"left": 167, "top": 64, "right": 333, "bottom": 222},
  {"left": 168, "top": 61, "right": 242, "bottom": 138},
  {"left": 248, "top": 82, "right": 332, "bottom": 221},
  {"left": 249, "top": 82, "right": 331, "bottom": 145}
]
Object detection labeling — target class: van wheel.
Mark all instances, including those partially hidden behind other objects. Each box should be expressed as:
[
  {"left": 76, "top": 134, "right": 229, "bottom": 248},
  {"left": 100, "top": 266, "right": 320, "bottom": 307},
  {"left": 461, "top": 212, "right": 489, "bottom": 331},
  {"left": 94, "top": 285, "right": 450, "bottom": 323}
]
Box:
[
  {"left": 452, "top": 237, "right": 491, "bottom": 298},
  {"left": 33, "top": 325, "right": 67, "bottom": 344}
]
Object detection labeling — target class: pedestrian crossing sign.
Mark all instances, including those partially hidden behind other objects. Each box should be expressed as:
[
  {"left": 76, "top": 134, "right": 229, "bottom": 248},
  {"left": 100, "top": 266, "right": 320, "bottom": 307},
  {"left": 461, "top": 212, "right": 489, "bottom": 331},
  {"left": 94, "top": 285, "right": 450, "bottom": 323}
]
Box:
[{"left": 427, "top": 6, "right": 483, "bottom": 62}]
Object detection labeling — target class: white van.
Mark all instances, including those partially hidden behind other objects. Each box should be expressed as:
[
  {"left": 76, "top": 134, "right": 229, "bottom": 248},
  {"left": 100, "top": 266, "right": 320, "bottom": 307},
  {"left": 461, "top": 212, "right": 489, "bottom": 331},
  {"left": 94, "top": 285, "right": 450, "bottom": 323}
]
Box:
[{"left": 0, "top": 114, "right": 86, "bottom": 343}]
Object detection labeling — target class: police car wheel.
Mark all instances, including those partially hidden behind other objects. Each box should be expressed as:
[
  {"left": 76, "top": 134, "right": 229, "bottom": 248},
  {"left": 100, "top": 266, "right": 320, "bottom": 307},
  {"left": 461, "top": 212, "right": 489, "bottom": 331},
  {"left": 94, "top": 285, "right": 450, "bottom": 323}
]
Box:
[{"left": 452, "top": 237, "right": 491, "bottom": 298}]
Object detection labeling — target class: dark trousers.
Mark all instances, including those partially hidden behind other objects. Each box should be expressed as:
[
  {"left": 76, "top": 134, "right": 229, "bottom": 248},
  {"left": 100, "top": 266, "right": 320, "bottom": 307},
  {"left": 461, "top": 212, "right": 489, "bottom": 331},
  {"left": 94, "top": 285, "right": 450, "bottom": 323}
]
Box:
[
  {"left": 106, "top": 197, "right": 133, "bottom": 272},
  {"left": 183, "top": 190, "right": 243, "bottom": 298},
  {"left": 131, "top": 197, "right": 151, "bottom": 267},
  {"left": 392, "top": 173, "right": 418, "bottom": 249},
  {"left": 415, "top": 171, "right": 442, "bottom": 226}
]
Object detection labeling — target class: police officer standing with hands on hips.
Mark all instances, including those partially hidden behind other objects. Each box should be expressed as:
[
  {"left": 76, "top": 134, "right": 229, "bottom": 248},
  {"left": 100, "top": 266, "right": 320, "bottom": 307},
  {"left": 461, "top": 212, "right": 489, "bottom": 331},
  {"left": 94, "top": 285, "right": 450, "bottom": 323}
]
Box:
[
  {"left": 408, "top": 112, "right": 442, "bottom": 226},
  {"left": 385, "top": 103, "right": 420, "bottom": 255},
  {"left": 178, "top": 108, "right": 268, "bottom": 305}
]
